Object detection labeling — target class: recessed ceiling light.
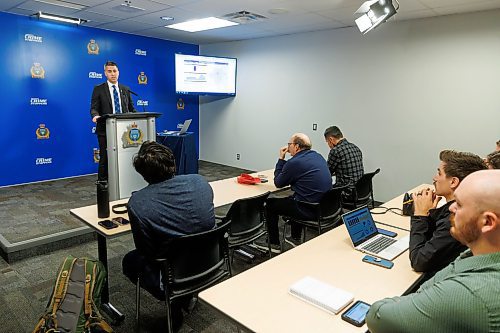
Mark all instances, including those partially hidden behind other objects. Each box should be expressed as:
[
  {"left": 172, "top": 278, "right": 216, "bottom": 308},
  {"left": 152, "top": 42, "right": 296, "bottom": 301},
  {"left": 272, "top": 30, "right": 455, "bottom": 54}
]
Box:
[
  {"left": 165, "top": 17, "right": 238, "bottom": 33},
  {"left": 161, "top": 16, "right": 174, "bottom": 21}
]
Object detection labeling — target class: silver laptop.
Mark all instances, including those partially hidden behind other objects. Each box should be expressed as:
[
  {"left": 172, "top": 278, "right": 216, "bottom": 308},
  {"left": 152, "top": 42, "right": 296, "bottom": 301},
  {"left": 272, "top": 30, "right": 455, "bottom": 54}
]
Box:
[
  {"left": 342, "top": 206, "right": 409, "bottom": 261},
  {"left": 163, "top": 119, "right": 192, "bottom": 135},
  {"left": 178, "top": 119, "right": 192, "bottom": 135}
]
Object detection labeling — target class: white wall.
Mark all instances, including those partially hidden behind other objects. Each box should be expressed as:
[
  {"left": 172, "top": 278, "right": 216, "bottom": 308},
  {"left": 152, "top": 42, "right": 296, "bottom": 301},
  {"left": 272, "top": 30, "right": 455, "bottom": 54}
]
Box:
[{"left": 199, "top": 10, "right": 500, "bottom": 201}]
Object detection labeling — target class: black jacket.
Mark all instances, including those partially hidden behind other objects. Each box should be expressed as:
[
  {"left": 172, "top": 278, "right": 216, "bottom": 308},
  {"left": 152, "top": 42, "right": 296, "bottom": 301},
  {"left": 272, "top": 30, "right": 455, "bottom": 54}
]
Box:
[
  {"left": 409, "top": 201, "right": 467, "bottom": 272},
  {"left": 90, "top": 82, "right": 135, "bottom": 135}
]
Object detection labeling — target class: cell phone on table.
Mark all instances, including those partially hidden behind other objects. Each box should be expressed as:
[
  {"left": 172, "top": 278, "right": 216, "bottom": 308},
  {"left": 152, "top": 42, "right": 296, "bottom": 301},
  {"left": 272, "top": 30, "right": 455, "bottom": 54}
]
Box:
[
  {"left": 362, "top": 255, "right": 394, "bottom": 269},
  {"left": 377, "top": 228, "right": 397, "bottom": 238},
  {"left": 98, "top": 219, "right": 118, "bottom": 230},
  {"left": 341, "top": 300, "right": 371, "bottom": 327},
  {"left": 112, "top": 217, "right": 129, "bottom": 225}
]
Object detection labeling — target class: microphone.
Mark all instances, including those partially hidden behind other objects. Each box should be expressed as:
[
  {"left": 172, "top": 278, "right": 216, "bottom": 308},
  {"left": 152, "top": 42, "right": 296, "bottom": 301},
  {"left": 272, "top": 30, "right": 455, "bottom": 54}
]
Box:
[{"left": 125, "top": 89, "right": 146, "bottom": 112}]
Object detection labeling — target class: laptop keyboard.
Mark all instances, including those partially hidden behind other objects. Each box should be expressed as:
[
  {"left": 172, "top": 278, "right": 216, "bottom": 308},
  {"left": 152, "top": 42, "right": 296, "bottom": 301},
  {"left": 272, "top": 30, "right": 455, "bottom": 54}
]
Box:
[{"left": 362, "top": 237, "right": 397, "bottom": 254}]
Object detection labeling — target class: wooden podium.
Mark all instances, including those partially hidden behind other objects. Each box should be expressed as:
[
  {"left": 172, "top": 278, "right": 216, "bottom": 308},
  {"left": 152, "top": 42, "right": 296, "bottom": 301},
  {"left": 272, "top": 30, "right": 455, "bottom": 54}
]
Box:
[{"left": 104, "top": 112, "right": 161, "bottom": 200}]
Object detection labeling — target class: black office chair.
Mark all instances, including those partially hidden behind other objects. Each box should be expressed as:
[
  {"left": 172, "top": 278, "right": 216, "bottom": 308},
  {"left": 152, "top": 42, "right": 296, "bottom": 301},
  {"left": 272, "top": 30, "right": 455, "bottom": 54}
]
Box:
[
  {"left": 281, "top": 186, "right": 346, "bottom": 248},
  {"left": 216, "top": 191, "right": 271, "bottom": 260},
  {"left": 342, "top": 168, "right": 381, "bottom": 210},
  {"left": 135, "top": 221, "right": 232, "bottom": 332}
]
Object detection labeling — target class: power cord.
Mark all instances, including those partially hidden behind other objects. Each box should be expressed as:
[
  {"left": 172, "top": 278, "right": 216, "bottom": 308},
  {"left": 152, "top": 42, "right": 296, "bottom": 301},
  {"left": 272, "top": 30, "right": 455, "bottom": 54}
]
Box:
[{"left": 371, "top": 206, "right": 405, "bottom": 216}]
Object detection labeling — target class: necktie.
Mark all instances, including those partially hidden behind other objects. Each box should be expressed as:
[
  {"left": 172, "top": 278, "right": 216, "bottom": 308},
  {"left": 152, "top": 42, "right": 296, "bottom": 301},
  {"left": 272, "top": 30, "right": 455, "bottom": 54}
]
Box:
[{"left": 112, "top": 85, "right": 121, "bottom": 114}]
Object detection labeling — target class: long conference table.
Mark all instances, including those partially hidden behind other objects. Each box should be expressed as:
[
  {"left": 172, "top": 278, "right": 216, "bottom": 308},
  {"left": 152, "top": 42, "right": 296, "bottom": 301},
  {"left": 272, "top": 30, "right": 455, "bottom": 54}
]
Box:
[
  {"left": 198, "top": 184, "right": 436, "bottom": 333},
  {"left": 70, "top": 169, "right": 280, "bottom": 321}
]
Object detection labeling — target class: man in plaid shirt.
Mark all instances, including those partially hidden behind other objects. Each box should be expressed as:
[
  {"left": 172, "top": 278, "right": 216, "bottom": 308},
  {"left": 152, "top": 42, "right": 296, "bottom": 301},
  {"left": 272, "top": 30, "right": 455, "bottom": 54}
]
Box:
[{"left": 324, "top": 126, "right": 364, "bottom": 196}]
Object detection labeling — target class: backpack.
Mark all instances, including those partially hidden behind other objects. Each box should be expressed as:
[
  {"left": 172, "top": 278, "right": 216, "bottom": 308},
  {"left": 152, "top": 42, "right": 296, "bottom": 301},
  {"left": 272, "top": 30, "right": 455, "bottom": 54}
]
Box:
[{"left": 33, "top": 255, "right": 114, "bottom": 333}]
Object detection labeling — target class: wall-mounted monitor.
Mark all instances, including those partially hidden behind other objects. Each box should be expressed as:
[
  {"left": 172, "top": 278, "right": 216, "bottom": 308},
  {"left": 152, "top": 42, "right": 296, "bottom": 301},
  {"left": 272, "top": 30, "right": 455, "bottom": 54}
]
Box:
[{"left": 175, "top": 53, "right": 237, "bottom": 96}]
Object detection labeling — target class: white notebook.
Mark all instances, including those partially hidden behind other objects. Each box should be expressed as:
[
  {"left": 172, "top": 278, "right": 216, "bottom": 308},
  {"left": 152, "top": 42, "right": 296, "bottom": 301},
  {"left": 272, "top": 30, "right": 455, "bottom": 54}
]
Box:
[{"left": 289, "top": 276, "right": 354, "bottom": 314}]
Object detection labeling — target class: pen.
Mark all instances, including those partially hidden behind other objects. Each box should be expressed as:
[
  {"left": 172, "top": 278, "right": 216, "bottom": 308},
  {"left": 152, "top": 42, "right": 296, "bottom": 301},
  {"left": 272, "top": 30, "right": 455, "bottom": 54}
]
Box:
[{"left": 403, "top": 199, "right": 414, "bottom": 205}]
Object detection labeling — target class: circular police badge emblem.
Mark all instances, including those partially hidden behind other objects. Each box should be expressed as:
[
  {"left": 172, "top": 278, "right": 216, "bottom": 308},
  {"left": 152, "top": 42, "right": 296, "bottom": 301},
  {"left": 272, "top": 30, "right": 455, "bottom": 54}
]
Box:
[
  {"left": 138, "top": 71, "right": 148, "bottom": 84},
  {"left": 31, "top": 63, "right": 45, "bottom": 79},
  {"left": 36, "top": 124, "right": 50, "bottom": 139},
  {"left": 87, "top": 39, "right": 99, "bottom": 55}
]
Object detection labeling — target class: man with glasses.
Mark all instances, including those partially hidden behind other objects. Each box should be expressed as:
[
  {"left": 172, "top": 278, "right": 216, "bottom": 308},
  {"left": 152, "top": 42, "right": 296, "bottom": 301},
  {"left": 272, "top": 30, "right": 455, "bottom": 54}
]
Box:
[
  {"left": 90, "top": 60, "right": 136, "bottom": 181},
  {"left": 254, "top": 133, "right": 331, "bottom": 253}
]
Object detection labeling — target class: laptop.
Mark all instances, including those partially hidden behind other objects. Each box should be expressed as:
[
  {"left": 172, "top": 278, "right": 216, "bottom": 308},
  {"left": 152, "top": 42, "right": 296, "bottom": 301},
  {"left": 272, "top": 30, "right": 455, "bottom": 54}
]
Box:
[
  {"left": 162, "top": 119, "right": 192, "bottom": 135},
  {"left": 341, "top": 206, "right": 409, "bottom": 261}
]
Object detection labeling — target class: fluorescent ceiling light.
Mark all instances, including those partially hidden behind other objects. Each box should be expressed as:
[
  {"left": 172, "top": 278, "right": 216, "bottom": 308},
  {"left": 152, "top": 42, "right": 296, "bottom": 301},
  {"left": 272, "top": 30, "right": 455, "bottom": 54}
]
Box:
[
  {"left": 34, "top": 0, "right": 86, "bottom": 11},
  {"left": 165, "top": 17, "right": 238, "bottom": 33},
  {"left": 37, "top": 11, "right": 86, "bottom": 25}
]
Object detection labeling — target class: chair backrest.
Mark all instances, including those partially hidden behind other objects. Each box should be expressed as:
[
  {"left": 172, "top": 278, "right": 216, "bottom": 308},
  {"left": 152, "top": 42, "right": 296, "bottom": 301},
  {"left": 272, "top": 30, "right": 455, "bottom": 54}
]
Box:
[
  {"left": 354, "top": 168, "right": 380, "bottom": 203},
  {"left": 319, "top": 186, "right": 346, "bottom": 220},
  {"left": 162, "top": 221, "right": 231, "bottom": 287},
  {"left": 224, "top": 191, "right": 270, "bottom": 237}
]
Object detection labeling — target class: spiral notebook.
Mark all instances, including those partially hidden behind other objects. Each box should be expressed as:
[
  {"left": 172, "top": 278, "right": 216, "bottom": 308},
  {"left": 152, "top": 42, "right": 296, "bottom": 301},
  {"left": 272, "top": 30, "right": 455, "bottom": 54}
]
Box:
[{"left": 289, "top": 276, "right": 354, "bottom": 315}]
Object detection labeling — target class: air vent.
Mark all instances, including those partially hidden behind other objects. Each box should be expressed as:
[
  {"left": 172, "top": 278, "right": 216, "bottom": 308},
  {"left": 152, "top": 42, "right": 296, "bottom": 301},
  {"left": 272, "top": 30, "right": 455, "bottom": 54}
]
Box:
[
  {"left": 222, "top": 10, "right": 267, "bottom": 24},
  {"left": 113, "top": 1, "right": 145, "bottom": 13}
]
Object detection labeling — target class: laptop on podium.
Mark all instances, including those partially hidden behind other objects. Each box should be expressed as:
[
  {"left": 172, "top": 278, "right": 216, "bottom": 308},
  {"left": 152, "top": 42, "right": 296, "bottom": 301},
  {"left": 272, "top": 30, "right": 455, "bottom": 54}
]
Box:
[{"left": 341, "top": 206, "right": 409, "bottom": 261}]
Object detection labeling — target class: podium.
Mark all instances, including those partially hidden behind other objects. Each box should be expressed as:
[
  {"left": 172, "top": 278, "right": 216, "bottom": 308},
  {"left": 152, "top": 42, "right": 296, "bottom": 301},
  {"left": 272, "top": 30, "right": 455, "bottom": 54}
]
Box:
[{"left": 104, "top": 112, "right": 161, "bottom": 200}]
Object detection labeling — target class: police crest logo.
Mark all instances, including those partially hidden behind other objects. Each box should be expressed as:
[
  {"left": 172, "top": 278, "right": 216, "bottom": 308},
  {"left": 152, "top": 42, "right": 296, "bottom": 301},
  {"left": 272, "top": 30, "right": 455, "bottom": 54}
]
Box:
[
  {"left": 93, "top": 148, "right": 100, "bottom": 163},
  {"left": 137, "top": 71, "right": 148, "bottom": 84},
  {"left": 87, "top": 39, "right": 99, "bottom": 55},
  {"left": 122, "top": 123, "right": 143, "bottom": 148},
  {"left": 36, "top": 124, "right": 50, "bottom": 139},
  {"left": 31, "top": 63, "right": 45, "bottom": 79},
  {"left": 177, "top": 98, "right": 185, "bottom": 110}
]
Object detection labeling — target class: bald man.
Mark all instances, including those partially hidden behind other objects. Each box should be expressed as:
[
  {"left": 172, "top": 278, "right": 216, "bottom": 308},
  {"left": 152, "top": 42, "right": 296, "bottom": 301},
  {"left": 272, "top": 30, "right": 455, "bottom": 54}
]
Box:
[
  {"left": 366, "top": 170, "right": 500, "bottom": 333},
  {"left": 254, "top": 133, "right": 332, "bottom": 253}
]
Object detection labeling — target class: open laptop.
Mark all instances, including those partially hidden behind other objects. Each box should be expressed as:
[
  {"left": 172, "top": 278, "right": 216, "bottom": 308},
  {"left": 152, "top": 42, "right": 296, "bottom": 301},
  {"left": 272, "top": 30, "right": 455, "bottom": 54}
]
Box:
[
  {"left": 163, "top": 119, "right": 192, "bottom": 135},
  {"left": 341, "top": 206, "right": 409, "bottom": 261}
]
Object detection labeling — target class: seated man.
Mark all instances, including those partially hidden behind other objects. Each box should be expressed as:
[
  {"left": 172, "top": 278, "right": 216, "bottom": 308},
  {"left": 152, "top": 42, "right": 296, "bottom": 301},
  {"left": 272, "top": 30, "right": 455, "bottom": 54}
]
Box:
[
  {"left": 486, "top": 151, "right": 500, "bottom": 169},
  {"left": 409, "top": 150, "right": 486, "bottom": 272},
  {"left": 122, "top": 141, "right": 215, "bottom": 330},
  {"left": 367, "top": 170, "right": 500, "bottom": 333},
  {"left": 323, "top": 126, "right": 364, "bottom": 197},
  {"left": 255, "top": 133, "right": 332, "bottom": 253}
]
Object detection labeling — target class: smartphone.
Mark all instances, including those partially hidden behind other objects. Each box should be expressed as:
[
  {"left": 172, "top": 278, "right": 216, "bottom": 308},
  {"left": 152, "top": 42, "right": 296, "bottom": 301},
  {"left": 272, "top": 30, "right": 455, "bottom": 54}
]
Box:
[
  {"left": 112, "top": 217, "right": 129, "bottom": 225},
  {"left": 98, "top": 219, "right": 118, "bottom": 229},
  {"left": 341, "top": 300, "right": 371, "bottom": 327},
  {"left": 362, "top": 255, "right": 394, "bottom": 269},
  {"left": 377, "top": 228, "right": 397, "bottom": 238}
]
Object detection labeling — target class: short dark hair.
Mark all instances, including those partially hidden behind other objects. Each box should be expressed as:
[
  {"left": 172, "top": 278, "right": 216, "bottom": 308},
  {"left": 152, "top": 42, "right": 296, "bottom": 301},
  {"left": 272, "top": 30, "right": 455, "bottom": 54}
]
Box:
[
  {"left": 104, "top": 61, "right": 118, "bottom": 69},
  {"left": 293, "top": 136, "right": 312, "bottom": 150},
  {"left": 487, "top": 151, "right": 500, "bottom": 169},
  {"left": 497, "top": 140, "right": 500, "bottom": 146},
  {"left": 439, "top": 150, "right": 486, "bottom": 181},
  {"left": 133, "top": 141, "right": 176, "bottom": 184},
  {"left": 324, "top": 126, "right": 343, "bottom": 139}
]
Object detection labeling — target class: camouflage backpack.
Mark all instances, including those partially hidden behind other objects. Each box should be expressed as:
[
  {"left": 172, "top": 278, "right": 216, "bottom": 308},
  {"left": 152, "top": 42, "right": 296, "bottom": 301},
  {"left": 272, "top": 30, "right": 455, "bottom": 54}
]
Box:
[{"left": 33, "top": 255, "right": 113, "bottom": 333}]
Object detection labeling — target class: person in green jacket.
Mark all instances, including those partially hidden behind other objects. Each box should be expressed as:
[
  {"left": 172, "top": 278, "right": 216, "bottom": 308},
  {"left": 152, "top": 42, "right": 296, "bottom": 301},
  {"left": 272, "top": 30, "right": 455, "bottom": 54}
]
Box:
[{"left": 366, "top": 169, "right": 500, "bottom": 333}]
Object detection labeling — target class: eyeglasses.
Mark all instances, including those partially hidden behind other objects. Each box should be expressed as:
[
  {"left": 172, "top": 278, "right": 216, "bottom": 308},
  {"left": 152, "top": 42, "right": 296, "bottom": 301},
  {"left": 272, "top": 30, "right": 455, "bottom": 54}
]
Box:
[{"left": 287, "top": 142, "right": 296, "bottom": 146}]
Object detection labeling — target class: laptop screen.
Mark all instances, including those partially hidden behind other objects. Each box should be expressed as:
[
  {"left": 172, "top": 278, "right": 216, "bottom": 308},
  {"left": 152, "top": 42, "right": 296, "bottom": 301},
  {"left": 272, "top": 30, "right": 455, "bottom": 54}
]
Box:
[
  {"left": 342, "top": 206, "right": 379, "bottom": 247},
  {"left": 178, "top": 119, "right": 192, "bottom": 135}
]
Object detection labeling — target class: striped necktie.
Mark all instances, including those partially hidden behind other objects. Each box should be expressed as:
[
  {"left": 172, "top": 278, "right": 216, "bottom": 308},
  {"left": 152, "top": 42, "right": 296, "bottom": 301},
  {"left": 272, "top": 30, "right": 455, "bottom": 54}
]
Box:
[{"left": 112, "top": 85, "right": 121, "bottom": 114}]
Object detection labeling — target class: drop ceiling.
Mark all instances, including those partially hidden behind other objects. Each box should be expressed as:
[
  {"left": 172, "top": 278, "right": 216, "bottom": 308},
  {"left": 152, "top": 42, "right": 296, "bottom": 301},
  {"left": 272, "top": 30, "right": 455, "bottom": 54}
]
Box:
[{"left": 2, "top": 0, "right": 500, "bottom": 44}]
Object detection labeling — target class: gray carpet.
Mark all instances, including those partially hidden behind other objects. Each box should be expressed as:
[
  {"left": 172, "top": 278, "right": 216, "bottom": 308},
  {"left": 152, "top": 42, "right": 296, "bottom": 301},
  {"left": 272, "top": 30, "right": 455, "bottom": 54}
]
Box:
[{"left": 0, "top": 161, "right": 294, "bottom": 332}]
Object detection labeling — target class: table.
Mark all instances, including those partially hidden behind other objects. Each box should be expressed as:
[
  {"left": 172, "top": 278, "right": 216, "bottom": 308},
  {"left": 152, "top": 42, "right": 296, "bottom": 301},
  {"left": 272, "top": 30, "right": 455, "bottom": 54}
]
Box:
[
  {"left": 198, "top": 195, "right": 423, "bottom": 332},
  {"left": 156, "top": 132, "right": 198, "bottom": 175},
  {"left": 70, "top": 169, "right": 280, "bottom": 322},
  {"left": 371, "top": 183, "right": 445, "bottom": 231}
]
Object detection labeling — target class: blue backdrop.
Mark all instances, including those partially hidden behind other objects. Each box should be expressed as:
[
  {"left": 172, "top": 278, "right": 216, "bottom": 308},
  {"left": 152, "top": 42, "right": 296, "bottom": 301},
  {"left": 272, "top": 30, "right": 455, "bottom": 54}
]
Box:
[{"left": 0, "top": 11, "right": 199, "bottom": 187}]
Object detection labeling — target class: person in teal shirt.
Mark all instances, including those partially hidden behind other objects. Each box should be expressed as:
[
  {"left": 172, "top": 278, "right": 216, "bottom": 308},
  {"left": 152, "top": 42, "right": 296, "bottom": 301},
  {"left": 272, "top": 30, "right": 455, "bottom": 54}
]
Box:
[{"left": 366, "top": 170, "right": 500, "bottom": 333}]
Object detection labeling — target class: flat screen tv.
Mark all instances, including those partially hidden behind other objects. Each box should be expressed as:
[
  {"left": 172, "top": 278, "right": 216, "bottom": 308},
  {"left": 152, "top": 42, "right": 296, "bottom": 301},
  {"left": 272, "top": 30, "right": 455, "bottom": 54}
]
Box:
[{"left": 175, "top": 53, "right": 237, "bottom": 96}]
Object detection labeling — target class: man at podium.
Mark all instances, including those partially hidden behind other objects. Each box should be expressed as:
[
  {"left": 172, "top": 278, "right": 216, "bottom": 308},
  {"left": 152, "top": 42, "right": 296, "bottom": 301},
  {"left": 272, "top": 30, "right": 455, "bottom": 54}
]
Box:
[{"left": 90, "top": 60, "right": 136, "bottom": 181}]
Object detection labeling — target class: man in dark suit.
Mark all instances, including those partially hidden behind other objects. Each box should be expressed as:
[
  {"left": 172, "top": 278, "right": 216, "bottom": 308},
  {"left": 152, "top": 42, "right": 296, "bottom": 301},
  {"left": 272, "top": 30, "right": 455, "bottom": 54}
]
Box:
[{"left": 90, "top": 60, "right": 135, "bottom": 181}]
